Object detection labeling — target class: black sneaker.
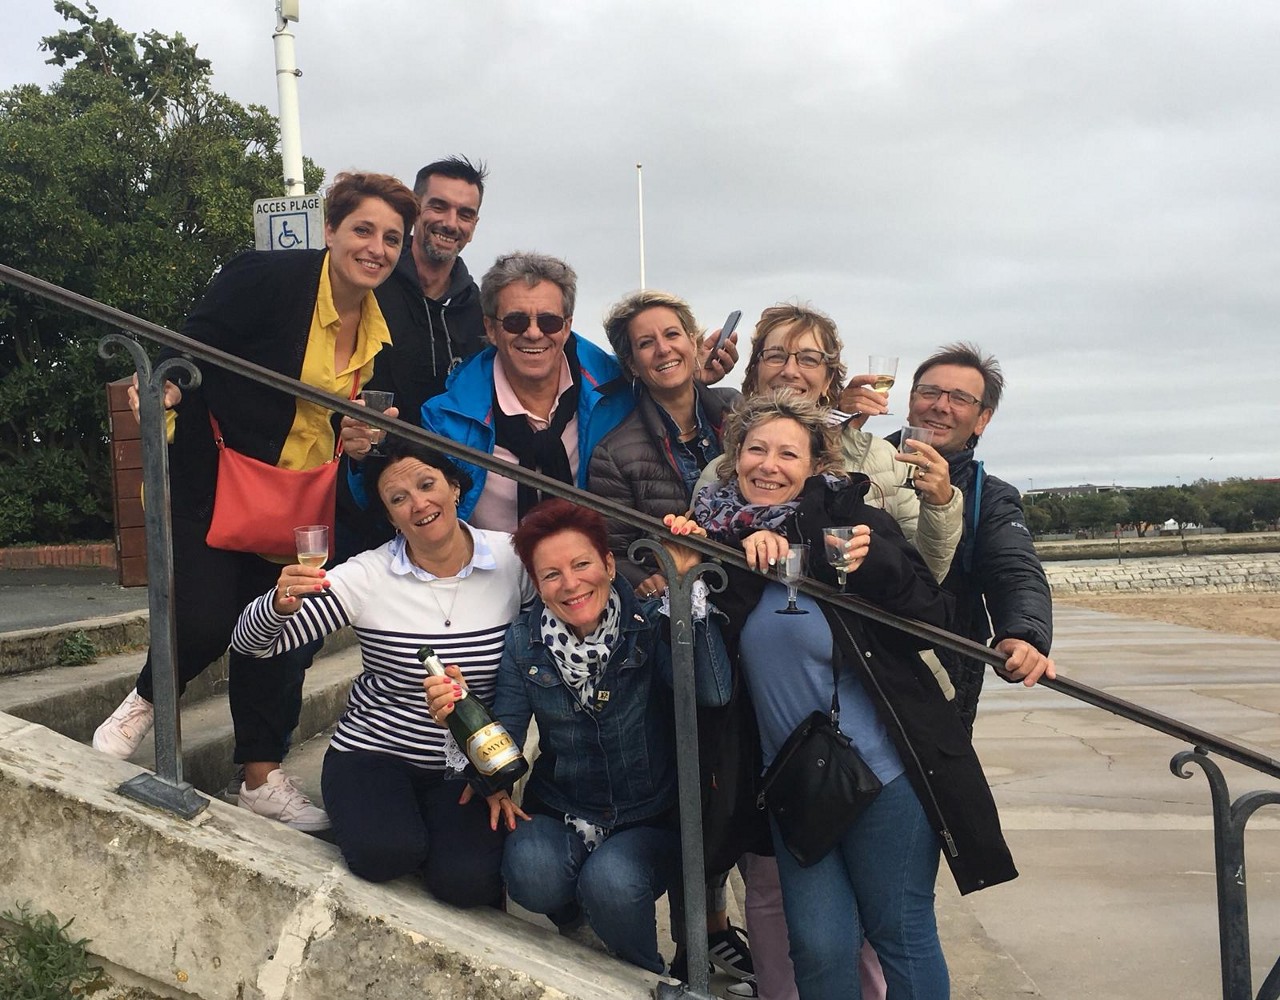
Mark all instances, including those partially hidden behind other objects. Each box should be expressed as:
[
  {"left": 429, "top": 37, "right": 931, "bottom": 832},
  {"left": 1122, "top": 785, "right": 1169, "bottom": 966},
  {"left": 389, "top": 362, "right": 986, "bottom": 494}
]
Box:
[
  {"left": 725, "top": 977, "right": 759, "bottom": 997},
  {"left": 708, "top": 924, "right": 754, "bottom": 979}
]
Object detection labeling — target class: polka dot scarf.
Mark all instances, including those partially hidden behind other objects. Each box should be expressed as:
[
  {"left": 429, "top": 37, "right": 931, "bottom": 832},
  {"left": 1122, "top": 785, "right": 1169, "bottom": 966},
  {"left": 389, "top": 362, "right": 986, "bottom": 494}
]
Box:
[{"left": 540, "top": 589, "right": 622, "bottom": 710}]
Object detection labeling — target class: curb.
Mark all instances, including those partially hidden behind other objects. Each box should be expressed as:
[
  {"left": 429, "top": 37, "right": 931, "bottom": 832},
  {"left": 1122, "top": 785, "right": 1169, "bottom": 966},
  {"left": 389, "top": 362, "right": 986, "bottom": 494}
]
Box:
[{"left": 0, "top": 611, "right": 149, "bottom": 677}]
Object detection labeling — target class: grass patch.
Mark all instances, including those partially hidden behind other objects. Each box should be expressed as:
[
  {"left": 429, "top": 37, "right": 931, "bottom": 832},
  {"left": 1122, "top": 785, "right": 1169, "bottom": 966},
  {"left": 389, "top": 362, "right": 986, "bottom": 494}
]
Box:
[{"left": 0, "top": 903, "right": 108, "bottom": 998}]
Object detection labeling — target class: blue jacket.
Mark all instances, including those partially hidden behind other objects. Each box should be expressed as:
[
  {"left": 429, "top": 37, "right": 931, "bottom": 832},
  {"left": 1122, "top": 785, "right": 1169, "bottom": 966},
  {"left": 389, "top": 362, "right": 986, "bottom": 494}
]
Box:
[
  {"left": 493, "top": 585, "right": 732, "bottom": 829},
  {"left": 421, "top": 334, "right": 634, "bottom": 521}
]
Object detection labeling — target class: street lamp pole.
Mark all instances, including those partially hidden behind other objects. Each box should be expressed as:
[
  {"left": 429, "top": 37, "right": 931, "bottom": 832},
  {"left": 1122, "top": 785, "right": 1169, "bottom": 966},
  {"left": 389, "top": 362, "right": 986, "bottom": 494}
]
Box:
[{"left": 273, "top": 0, "right": 305, "bottom": 196}]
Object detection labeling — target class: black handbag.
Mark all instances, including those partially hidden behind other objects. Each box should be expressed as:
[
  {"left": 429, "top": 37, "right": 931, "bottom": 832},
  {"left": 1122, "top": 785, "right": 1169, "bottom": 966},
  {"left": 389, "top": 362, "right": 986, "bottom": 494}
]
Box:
[{"left": 756, "top": 648, "right": 882, "bottom": 868}]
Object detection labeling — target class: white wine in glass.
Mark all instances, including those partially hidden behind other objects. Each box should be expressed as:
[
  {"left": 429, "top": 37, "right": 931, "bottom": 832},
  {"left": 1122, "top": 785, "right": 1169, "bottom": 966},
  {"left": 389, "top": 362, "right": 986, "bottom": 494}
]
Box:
[
  {"left": 294, "top": 524, "right": 329, "bottom": 569},
  {"left": 867, "top": 355, "right": 899, "bottom": 414},
  {"left": 898, "top": 424, "right": 936, "bottom": 490}
]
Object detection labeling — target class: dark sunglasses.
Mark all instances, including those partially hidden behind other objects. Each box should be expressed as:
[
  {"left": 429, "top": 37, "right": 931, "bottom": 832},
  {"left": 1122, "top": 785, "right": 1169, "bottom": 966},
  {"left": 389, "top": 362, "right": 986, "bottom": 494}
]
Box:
[{"left": 498, "top": 312, "right": 567, "bottom": 336}]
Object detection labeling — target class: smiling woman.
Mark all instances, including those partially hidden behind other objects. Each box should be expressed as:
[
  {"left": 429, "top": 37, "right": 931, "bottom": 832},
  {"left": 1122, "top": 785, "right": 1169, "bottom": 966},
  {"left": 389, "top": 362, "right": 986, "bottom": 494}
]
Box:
[
  {"left": 588, "top": 289, "right": 741, "bottom": 593},
  {"left": 230, "top": 435, "right": 535, "bottom": 904},
  {"left": 92, "top": 171, "right": 421, "bottom": 835}
]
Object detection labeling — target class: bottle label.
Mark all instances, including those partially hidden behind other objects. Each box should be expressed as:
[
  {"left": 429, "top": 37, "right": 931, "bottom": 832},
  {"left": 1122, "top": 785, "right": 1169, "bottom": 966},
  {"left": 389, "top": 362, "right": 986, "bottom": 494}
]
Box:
[{"left": 467, "top": 723, "right": 522, "bottom": 776}]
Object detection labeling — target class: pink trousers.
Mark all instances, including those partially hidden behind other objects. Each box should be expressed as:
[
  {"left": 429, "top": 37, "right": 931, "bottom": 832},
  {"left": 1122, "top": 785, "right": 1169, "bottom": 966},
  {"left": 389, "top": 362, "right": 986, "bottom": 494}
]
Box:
[{"left": 741, "top": 852, "right": 886, "bottom": 1000}]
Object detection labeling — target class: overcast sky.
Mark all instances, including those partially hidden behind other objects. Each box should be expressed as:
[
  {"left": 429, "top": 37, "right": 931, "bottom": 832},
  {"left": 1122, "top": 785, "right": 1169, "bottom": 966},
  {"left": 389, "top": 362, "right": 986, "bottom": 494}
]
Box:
[{"left": 4, "top": 0, "right": 1278, "bottom": 489}]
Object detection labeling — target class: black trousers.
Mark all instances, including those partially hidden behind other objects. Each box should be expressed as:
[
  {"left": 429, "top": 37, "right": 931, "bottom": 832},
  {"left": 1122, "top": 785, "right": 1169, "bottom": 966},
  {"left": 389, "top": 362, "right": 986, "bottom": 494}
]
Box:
[
  {"left": 134, "top": 513, "right": 320, "bottom": 763},
  {"left": 321, "top": 748, "right": 506, "bottom": 907}
]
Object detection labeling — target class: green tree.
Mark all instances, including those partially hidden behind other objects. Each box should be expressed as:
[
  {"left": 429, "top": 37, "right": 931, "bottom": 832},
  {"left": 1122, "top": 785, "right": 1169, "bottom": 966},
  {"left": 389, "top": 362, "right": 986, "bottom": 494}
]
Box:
[
  {"left": 1127, "top": 486, "right": 1176, "bottom": 537},
  {"left": 0, "top": 1, "right": 323, "bottom": 544}
]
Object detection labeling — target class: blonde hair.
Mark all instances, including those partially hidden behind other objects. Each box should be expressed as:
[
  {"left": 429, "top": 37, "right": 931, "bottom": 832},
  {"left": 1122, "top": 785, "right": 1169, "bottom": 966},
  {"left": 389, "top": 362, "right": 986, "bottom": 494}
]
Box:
[{"left": 715, "top": 389, "right": 844, "bottom": 483}]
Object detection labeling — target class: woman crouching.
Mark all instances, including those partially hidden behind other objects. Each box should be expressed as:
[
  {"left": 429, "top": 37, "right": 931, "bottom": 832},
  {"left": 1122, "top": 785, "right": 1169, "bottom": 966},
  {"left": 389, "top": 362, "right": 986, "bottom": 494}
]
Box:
[{"left": 427, "top": 498, "right": 731, "bottom": 972}]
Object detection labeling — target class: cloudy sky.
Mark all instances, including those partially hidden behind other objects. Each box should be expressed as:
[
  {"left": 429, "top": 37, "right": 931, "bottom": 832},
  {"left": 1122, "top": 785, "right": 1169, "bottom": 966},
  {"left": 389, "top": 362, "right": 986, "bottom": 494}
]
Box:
[{"left": 4, "top": 0, "right": 1278, "bottom": 489}]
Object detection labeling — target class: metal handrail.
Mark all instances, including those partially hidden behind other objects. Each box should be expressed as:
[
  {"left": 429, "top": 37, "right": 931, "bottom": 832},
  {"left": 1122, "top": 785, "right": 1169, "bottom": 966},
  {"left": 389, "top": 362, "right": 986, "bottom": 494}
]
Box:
[
  {"left": 3, "top": 260, "right": 1277, "bottom": 1000},
  {"left": 4, "top": 261, "right": 1276, "bottom": 780}
]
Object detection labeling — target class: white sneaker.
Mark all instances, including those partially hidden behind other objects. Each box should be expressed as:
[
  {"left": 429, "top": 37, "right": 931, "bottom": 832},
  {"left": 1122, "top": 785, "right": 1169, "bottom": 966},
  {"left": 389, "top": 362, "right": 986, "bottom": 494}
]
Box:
[
  {"left": 237, "top": 769, "right": 330, "bottom": 831},
  {"left": 92, "top": 689, "right": 155, "bottom": 758}
]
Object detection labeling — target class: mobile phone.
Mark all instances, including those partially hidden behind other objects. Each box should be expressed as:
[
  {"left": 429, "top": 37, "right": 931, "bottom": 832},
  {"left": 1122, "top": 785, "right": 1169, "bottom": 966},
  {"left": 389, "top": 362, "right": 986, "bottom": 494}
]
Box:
[{"left": 705, "top": 309, "right": 742, "bottom": 368}]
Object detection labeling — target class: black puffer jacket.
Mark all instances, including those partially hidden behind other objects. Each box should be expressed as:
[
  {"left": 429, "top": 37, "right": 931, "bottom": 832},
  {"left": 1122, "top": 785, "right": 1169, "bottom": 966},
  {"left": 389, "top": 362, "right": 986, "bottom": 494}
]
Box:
[
  {"left": 587, "top": 382, "right": 740, "bottom": 587},
  {"left": 939, "top": 448, "right": 1054, "bottom": 728}
]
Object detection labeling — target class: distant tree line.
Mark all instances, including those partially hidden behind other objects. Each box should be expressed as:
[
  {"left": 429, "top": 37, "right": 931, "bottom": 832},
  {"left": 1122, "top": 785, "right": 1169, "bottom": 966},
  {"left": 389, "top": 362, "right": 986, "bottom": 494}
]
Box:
[{"left": 1023, "top": 480, "right": 1280, "bottom": 539}]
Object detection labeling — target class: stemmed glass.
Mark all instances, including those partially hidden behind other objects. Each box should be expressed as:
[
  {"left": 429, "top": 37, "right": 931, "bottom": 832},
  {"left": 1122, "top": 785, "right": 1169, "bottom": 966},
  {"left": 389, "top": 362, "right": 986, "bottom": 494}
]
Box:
[
  {"left": 775, "top": 544, "right": 809, "bottom": 615},
  {"left": 823, "top": 526, "right": 859, "bottom": 586},
  {"left": 898, "top": 424, "right": 936, "bottom": 490},
  {"left": 360, "top": 390, "right": 395, "bottom": 456},
  {"left": 867, "top": 354, "right": 899, "bottom": 415}
]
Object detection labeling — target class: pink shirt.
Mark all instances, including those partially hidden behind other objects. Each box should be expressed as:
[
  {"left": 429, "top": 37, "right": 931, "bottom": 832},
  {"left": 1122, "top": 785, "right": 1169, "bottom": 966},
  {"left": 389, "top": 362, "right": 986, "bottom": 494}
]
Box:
[{"left": 470, "top": 353, "right": 579, "bottom": 532}]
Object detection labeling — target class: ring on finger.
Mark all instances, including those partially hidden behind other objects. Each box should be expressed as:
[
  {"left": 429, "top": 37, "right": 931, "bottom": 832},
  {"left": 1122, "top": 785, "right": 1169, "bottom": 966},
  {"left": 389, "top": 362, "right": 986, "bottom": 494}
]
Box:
[
  {"left": 920, "top": 461, "right": 931, "bottom": 473},
  {"left": 285, "top": 586, "right": 294, "bottom": 599}
]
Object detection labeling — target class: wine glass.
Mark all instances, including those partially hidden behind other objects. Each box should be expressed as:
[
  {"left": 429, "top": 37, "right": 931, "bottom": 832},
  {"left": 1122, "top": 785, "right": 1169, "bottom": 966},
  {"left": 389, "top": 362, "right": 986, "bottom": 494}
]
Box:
[
  {"left": 774, "top": 544, "right": 809, "bottom": 615},
  {"left": 867, "top": 354, "right": 899, "bottom": 415},
  {"left": 293, "top": 524, "right": 329, "bottom": 569},
  {"left": 898, "top": 424, "right": 936, "bottom": 490},
  {"left": 823, "top": 526, "right": 859, "bottom": 586},
  {"left": 360, "top": 390, "right": 395, "bottom": 456}
]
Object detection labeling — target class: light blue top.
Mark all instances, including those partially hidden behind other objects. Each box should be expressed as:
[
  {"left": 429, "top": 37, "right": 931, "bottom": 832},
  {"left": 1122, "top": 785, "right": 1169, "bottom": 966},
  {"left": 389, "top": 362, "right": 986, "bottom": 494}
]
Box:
[{"left": 738, "top": 582, "right": 905, "bottom": 785}]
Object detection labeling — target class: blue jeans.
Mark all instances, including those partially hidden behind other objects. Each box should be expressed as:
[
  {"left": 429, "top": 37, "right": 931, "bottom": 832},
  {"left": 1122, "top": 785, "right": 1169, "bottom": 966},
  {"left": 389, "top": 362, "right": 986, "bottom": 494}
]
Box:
[
  {"left": 503, "top": 813, "right": 680, "bottom": 973},
  {"left": 772, "top": 774, "right": 947, "bottom": 1000}
]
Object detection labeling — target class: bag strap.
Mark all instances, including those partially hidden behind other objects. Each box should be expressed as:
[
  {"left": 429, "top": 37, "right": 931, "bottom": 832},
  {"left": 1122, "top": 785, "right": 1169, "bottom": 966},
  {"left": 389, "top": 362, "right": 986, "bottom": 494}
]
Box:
[
  {"left": 207, "top": 368, "right": 361, "bottom": 459},
  {"left": 828, "top": 642, "right": 842, "bottom": 725}
]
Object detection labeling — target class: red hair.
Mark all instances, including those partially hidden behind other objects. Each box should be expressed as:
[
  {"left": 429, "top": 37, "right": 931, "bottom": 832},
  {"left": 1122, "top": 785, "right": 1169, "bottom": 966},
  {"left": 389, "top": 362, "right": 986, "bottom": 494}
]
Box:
[{"left": 513, "top": 498, "right": 610, "bottom": 575}]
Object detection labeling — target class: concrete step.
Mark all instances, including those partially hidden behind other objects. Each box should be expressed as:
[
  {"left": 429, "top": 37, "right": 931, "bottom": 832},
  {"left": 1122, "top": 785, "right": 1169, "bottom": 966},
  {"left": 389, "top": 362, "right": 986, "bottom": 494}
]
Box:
[
  {"left": 0, "top": 617, "right": 362, "bottom": 798},
  {"left": 0, "top": 609, "right": 149, "bottom": 676}
]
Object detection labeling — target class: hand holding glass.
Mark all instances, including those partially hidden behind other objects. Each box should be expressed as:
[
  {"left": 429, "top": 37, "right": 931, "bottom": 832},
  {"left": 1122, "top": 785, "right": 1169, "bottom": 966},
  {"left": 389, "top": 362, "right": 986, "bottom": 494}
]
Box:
[
  {"left": 775, "top": 544, "right": 810, "bottom": 615},
  {"left": 360, "top": 390, "right": 395, "bottom": 456},
  {"left": 823, "top": 526, "right": 860, "bottom": 586},
  {"left": 898, "top": 424, "right": 936, "bottom": 490}
]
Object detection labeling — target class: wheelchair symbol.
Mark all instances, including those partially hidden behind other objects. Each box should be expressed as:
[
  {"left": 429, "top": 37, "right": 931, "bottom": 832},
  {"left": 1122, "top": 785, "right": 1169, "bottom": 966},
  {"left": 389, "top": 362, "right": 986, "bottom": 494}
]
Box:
[{"left": 276, "top": 221, "right": 301, "bottom": 248}]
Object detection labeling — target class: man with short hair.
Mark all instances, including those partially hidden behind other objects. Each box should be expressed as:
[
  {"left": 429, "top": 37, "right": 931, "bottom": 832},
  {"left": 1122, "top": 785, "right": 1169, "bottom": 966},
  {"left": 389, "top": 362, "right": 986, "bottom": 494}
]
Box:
[
  {"left": 900, "top": 342, "right": 1055, "bottom": 730},
  {"left": 337, "top": 156, "right": 489, "bottom": 560},
  {"left": 419, "top": 251, "right": 634, "bottom": 532}
]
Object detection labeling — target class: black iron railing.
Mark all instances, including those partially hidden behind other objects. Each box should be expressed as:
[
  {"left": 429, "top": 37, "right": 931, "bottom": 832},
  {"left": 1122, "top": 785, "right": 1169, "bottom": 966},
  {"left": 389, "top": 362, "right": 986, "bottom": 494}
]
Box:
[{"left": 2, "top": 261, "right": 1277, "bottom": 1000}]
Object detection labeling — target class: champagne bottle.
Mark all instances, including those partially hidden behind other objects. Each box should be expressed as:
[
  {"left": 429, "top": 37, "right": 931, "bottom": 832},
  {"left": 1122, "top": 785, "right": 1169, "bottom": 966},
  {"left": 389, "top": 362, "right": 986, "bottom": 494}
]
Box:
[{"left": 418, "top": 646, "right": 529, "bottom": 790}]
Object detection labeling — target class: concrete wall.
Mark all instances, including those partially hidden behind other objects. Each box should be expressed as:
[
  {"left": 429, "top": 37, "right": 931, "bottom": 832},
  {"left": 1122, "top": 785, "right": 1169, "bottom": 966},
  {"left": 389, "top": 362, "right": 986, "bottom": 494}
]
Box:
[
  {"left": 1045, "top": 552, "right": 1280, "bottom": 595},
  {"left": 0, "top": 714, "right": 654, "bottom": 1000}
]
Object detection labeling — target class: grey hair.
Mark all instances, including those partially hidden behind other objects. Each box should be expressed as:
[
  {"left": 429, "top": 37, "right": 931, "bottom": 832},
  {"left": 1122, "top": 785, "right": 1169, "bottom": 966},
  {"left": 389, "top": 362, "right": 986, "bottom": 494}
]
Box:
[
  {"left": 602, "top": 289, "right": 703, "bottom": 372},
  {"left": 714, "top": 389, "right": 844, "bottom": 483},
  {"left": 479, "top": 252, "right": 577, "bottom": 319}
]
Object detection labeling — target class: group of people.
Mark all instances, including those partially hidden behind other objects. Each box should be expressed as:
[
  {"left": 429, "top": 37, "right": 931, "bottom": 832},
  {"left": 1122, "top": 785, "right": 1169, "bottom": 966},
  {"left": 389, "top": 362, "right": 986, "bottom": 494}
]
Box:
[{"left": 91, "top": 155, "right": 1056, "bottom": 1000}]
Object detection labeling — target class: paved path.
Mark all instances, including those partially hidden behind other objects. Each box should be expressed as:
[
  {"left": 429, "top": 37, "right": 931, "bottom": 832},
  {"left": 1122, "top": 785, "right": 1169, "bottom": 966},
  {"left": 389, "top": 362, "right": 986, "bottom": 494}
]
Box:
[
  {"left": 969, "top": 606, "right": 1280, "bottom": 1000},
  {"left": 0, "top": 568, "right": 148, "bottom": 632}
]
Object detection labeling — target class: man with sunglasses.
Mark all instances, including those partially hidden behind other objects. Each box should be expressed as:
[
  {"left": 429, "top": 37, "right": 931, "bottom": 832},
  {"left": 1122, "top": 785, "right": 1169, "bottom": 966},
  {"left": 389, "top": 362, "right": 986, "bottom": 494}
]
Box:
[
  {"left": 416, "top": 252, "right": 634, "bottom": 532},
  {"left": 901, "top": 342, "right": 1055, "bottom": 730}
]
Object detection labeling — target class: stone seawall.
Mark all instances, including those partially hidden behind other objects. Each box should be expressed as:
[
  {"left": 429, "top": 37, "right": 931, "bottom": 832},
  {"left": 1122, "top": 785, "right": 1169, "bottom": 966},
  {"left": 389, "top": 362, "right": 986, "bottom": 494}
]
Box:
[{"left": 1045, "top": 552, "right": 1280, "bottom": 595}]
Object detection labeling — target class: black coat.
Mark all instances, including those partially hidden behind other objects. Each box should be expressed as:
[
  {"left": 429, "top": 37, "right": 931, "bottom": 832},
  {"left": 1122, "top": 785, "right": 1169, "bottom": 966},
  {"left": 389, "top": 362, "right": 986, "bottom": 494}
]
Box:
[
  {"left": 713, "top": 475, "right": 1018, "bottom": 895},
  {"left": 165, "top": 249, "right": 330, "bottom": 519},
  {"left": 940, "top": 448, "right": 1054, "bottom": 725}
]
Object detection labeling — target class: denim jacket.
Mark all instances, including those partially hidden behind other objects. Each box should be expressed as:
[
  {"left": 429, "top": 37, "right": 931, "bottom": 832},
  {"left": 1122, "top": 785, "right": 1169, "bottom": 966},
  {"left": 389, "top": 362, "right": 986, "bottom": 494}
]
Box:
[{"left": 493, "top": 584, "right": 731, "bottom": 829}]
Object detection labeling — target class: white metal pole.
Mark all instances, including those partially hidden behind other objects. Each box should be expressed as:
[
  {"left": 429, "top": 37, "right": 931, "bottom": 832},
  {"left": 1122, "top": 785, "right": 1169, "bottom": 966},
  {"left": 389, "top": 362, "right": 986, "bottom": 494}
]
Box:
[
  {"left": 636, "top": 162, "right": 646, "bottom": 289},
  {"left": 273, "top": 2, "right": 305, "bottom": 196}
]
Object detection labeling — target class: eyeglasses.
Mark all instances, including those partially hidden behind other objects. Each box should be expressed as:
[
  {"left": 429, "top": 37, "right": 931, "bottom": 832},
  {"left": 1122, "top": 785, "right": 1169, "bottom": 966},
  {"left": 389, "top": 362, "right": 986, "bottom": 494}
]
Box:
[
  {"left": 911, "top": 383, "right": 983, "bottom": 409},
  {"left": 422, "top": 198, "right": 479, "bottom": 224},
  {"left": 498, "top": 312, "right": 567, "bottom": 336},
  {"left": 757, "top": 347, "right": 830, "bottom": 370}
]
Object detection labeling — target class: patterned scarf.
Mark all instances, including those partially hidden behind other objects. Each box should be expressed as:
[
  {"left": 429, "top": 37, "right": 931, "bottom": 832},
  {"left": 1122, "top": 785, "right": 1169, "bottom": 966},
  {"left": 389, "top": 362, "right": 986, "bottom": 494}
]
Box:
[
  {"left": 693, "top": 477, "right": 804, "bottom": 544},
  {"left": 539, "top": 589, "right": 622, "bottom": 710}
]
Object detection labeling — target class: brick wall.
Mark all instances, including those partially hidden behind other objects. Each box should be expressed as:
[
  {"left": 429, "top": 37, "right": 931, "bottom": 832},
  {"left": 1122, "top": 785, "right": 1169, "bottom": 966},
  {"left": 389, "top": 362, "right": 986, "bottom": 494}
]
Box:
[{"left": 0, "top": 544, "right": 118, "bottom": 570}]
